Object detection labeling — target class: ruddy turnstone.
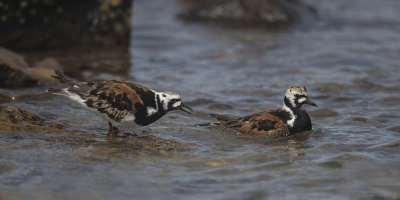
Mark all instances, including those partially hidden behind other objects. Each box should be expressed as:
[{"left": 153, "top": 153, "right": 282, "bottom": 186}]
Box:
[
  {"left": 49, "top": 70, "right": 193, "bottom": 136},
  {"left": 211, "top": 86, "right": 317, "bottom": 136}
]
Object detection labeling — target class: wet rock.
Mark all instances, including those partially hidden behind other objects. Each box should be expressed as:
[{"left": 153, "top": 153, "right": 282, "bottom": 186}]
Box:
[
  {"left": 0, "top": 47, "right": 60, "bottom": 88},
  {"left": 0, "top": 47, "right": 37, "bottom": 88},
  {"left": 48, "top": 122, "right": 70, "bottom": 129},
  {"left": 178, "top": 0, "right": 316, "bottom": 26},
  {"left": 309, "top": 108, "right": 340, "bottom": 120},
  {"left": 21, "top": 45, "right": 131, "bottom": 81},
  {"left": 0, "top": 0, "right": 132, "bottom": 50},
  {"left": 0, "top": 106, "right": 72, "bottom": 133},
  {"left": 0, "top": 106, "right": 44, "bottom": 125}
]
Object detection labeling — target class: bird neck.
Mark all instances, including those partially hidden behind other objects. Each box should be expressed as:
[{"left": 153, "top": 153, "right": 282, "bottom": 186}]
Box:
[
  {"left": 283, "top": 97, "right": 302, "bottom": 111},
  {"left": 282, "top": 97, "right": 312, "bottom": 132},
  {"left": 135, "top": 92, "right": 168, "bottom": 126},
  {"left": 149, "top": 93, "right": 169, "bottom": 116},
  {"left": 282, "top": 97, "right": 300, "bottom": 128}
]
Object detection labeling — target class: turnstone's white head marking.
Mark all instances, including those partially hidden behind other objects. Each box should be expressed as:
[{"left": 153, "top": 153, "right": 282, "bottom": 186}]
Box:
[
  {"left": 157, "top": 91, "right": 193, "bottom": 114},
  {"left": 284, "top": 86, "right": 317, "bottom": 109}
]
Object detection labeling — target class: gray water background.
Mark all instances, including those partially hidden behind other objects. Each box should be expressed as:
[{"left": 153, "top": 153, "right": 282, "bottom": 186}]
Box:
[{"left": 1, "top": 0, "right": 400, "bottom": 199}]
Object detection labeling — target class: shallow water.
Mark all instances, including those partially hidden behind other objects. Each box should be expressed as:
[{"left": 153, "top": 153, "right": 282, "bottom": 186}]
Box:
[{"left": 1, "top": 0, "right": 400, "bottom": 199}]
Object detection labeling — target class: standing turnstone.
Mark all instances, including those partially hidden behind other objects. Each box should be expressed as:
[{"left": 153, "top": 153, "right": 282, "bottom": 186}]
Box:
[
  {"left": 211, "top": 86, "right": 317, "bottom": 136},
  {"left": 49, "top": 70, "right": 193, "bottom": 136}
]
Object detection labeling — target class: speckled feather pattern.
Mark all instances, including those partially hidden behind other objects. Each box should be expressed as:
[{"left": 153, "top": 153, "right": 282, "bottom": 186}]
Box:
[
  {"left": 50, "top": 71, "right": 181, "bottom": 127},
  {"left": 79, "top": 81, "right": 151, "bottom": 122},
  {"left": 212, "top": 86, "right": 315, "bottom": 136},
  {"left": 213, "top": 108, "right": 291, "bottom": 136}
]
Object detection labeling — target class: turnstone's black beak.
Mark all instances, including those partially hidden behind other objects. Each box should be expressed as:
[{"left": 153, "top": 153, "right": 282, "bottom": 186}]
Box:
[
  {"left": 179, "top": 103, "right": 194, "bottom": 114},
  {"left": 305, "top": 98, "right": 318, "bottom": 107}
]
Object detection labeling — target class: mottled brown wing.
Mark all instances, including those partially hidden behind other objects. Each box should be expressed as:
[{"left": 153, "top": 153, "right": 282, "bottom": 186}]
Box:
[
  {"left": 71, "top": 80, "right": 150, "bottom": 122},
  {"left": 216, "top": 111, "right": 288, "bottom": 136}
]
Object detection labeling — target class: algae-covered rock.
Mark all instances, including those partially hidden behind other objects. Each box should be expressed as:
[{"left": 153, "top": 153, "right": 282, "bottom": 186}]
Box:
[
  {"left": 0, "top": 0, "right": 132, "bottom": 50},
  {"left": 0, "top": 106, "right": 44, "bottom": 125},
  {"left": 179, "top": 0, "right": 316, "bottom": 26}
]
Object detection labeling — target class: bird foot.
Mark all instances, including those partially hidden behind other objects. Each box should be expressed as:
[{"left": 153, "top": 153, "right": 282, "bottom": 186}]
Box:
[{"left": 107, "top": 122, "right": 120, "bottom": 137}]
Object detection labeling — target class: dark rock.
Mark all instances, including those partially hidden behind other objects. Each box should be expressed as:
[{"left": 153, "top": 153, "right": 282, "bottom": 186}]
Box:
[
  {"left": 178, "top": 0, "right": 316, "bottom": 26},
  {"left": 0, "top": 106, "right": 72, "bottom": 133},
  {"left": 0, "top": 0, "right": 132, "bottom": 50},
  {"left": 0, "top": 47, "right": 37, "bottom": 87},
  {"left": 21, "top": 45, "right": 131, "bottom": 81},
  {"left": 0, "top": 47, "right": 60, "bottom": 88}
]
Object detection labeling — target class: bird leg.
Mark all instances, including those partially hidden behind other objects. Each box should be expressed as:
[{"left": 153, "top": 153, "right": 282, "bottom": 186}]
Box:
[{"left": 107, "top": 122, "right": 120, "bottom": 137}]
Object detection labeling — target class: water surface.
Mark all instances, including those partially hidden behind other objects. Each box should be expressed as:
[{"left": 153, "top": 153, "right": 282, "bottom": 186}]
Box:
[{"left": 1, "top": 0, "right": 400, "bottom": 199}]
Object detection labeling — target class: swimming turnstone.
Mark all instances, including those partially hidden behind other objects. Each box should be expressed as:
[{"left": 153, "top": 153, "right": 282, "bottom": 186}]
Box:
[
  {"left": 49, "top": 70, "right": 193, "bottom": 136},
  {"left": 211, "top": 86, "right": 317, "bottom": 136}
]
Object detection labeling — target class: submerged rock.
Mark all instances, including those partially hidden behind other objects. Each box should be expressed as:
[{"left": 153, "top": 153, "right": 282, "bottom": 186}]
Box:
[
  {"left": 0, "top": 47, "right": 60, "bottom": 88},
  {"left": 0, "top": 106, "right": 44, "bottom": 125},
  {"left": 179, "top": 0, "right": 316, "bottom": 26},
  {"left": 20, "top": 45, "right": 131, "bottom": 81},
  {"left": 0, "top": 105, "right": 75, "bottom": 134},
  {"left": 0, "top": 106, "right": 194, "bottom": 152}
]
